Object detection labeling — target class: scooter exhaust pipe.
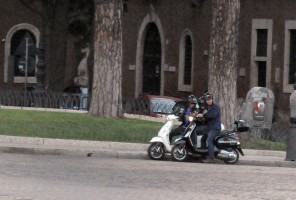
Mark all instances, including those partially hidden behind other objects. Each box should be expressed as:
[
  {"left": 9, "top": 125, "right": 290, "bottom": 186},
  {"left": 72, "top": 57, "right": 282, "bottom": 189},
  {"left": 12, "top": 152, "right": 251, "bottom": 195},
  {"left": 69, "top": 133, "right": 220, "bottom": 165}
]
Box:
[{"left": 217, "top": 150, "right": 236, "bottom": 159}]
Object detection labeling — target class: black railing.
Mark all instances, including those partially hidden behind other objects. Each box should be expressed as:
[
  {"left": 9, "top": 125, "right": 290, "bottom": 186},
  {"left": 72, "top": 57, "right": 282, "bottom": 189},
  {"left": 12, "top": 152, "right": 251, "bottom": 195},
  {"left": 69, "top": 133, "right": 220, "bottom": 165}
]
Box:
[
  {"left": 0, "top": 90, "right": 178, "bottom": 115},
  {"left": 0, "top": 89, "right": 85, "bottom": 110}
]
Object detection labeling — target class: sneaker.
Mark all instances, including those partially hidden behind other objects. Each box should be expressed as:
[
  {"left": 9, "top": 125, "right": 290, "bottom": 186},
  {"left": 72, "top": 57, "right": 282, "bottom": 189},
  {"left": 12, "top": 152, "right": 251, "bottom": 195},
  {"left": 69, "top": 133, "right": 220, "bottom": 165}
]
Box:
[{"left": 202, "top": 158, "right": 217, "bottom": 163}]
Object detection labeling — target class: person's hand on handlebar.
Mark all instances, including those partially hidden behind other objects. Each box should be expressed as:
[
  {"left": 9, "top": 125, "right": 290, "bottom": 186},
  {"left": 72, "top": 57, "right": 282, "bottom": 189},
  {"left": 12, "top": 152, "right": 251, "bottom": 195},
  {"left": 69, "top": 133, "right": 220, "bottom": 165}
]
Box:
[
  {"left": 190, "top": 112, "right": 197, "bottom": 117},
  {"left": 197, "top": 113, "right": 203, "bottom": 118}
]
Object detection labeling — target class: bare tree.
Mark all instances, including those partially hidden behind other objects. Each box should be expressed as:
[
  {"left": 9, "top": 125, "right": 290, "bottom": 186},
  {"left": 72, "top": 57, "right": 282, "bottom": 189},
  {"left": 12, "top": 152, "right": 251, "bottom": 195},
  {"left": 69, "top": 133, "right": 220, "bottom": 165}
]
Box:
[
  {"left": 208, "top": 0, "right": 240, "bottom": 128},
  {"left": 89, "top": 0, "right": 123, "bottom": 118}
]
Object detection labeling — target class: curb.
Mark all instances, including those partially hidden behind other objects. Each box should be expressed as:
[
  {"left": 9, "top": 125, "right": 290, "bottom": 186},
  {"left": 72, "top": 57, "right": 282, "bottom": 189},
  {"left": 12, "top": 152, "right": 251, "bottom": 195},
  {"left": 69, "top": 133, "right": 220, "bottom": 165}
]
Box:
[
  {"left": 1, "top": 145, "right": 295, "bottom": 168},
  {"left": 242, "top": 149, "right": 285, "bottom": 157},
  {"left": 0, "top": 135, "right": 148, "bottom": 151},
  {"left": 0, "top": 145, "right": 149, "bottom": 159},
  {"left": 238, "top": 160, "right": 296, "bottom": 168},
  {"left": 0, "top": 135, "right": 285, "bottom": 156},
  {"left": 0, "top": 135, "right": 294, "bottom": 168}
]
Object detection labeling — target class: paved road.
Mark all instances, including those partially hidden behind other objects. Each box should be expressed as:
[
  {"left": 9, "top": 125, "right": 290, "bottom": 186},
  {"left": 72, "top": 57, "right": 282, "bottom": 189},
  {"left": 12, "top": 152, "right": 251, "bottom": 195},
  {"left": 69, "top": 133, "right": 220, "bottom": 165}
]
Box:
[{"left": 0, "top": 153, "right": 296, "bottom": 200}]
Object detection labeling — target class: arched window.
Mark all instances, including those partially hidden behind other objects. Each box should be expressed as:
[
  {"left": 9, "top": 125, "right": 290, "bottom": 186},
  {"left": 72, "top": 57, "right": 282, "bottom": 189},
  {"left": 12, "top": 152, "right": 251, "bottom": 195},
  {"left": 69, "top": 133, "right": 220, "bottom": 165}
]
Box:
[
  {"left": 142, "top": 22, "right": 161, "bottom": 95},
  {"left": 135, "top": 11, "right": 165, "bottom": 97},
  {"left": 4, "top": 23, "right": 40, "bottom": 84},
  {"left": 178, "top": 30, "right": 194, "bottom": 92},
  {"left": 183, "top": 35, "right": 192, "bottom": 85},
  {"left": 11, "top": 30, "right": 37, "bottom": 77}
]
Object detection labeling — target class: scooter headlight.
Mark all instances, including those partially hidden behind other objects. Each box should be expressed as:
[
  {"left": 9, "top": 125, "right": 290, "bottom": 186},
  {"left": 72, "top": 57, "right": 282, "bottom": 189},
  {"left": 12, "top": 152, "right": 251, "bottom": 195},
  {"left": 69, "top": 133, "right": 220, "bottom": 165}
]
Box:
[{"left": 188, "top": 116, "right": 194, "bottom": 122}]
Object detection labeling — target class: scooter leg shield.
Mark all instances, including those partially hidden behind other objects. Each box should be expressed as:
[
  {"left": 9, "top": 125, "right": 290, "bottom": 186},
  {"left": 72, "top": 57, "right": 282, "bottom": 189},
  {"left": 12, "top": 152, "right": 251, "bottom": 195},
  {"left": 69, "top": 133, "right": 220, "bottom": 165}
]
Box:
[
  {"left": 150, "top": 136, "right": 166, "bottom": 144},
  {"left": 150, "top": 136, "right": 171, "bottom": 152}
]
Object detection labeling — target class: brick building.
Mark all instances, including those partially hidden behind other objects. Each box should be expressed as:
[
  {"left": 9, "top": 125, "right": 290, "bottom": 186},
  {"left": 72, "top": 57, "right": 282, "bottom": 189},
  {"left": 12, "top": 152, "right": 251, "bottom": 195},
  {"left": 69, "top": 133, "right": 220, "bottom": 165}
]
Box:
[{"left": 0, "top": 0, "right": 295, "bottom": 111}]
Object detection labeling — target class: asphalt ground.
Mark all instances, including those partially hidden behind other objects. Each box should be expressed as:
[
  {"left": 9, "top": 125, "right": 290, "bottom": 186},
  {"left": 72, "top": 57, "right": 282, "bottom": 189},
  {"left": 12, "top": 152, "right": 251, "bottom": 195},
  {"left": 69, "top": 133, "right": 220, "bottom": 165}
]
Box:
[{"left": 0, "top": 135, "right": 295, "bottom": 168}]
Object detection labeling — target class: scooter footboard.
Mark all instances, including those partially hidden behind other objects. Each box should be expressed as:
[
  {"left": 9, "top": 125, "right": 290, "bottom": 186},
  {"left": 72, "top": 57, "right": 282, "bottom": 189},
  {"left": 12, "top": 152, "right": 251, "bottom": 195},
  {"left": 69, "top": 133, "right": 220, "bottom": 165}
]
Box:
[{"left": 174, "top": 139, "right": 186, "bottom": 146}]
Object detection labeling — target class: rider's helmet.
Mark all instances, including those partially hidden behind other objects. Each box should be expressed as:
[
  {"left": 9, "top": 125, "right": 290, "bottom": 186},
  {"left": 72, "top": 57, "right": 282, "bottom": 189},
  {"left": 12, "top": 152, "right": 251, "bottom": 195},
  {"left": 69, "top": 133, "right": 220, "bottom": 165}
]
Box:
[
  {"left": 198, "top": 97, "right": 205, "bottom": 107},
  {"left": 188, "top": 95, "right": 198, "bottom": 104},
  {"left": 204, "top": 92, "right": 213, "bottom": 100}
]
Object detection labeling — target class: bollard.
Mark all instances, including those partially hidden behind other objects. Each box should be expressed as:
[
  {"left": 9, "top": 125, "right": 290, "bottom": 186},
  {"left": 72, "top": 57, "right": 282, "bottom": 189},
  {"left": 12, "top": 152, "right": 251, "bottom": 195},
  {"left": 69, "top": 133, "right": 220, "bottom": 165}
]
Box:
[
  {"left": 286, "top": 74, "right": 296, "bottom": 161},
  {"left": 79, "top": 87, "right": 88, "bottom": 111},
  {"left": 245, "top": 87, "right": 274, "bottom": 131},
  {"left": 286, "top": 125, "right": 296, "bottom": 161}
]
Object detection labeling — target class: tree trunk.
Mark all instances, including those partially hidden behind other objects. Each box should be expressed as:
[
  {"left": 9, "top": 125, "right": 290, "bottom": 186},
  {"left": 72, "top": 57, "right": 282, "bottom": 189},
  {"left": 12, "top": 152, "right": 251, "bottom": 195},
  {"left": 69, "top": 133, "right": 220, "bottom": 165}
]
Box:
[
  {"left": 89, "top": 0, "right": 123, "bottom": 118},
  {"left": 208, "top": 0, "right": 240, "bottom": 128}
]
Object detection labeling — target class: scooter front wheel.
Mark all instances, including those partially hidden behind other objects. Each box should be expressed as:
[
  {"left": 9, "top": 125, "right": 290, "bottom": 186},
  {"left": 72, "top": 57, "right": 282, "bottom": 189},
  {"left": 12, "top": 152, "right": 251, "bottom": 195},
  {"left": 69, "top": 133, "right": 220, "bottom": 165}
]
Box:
[
  {"left": 148, "top": 142, "right": 165, "bottom": 160},
  {"left": 171, "top": 145, "right": 188, "bottom": 162}
]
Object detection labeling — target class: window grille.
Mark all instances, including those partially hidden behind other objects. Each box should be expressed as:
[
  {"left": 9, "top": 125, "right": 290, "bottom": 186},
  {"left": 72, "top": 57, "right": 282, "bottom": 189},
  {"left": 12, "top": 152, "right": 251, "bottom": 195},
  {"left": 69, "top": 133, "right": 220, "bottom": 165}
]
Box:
[
  {"left": 256, "top": 29, "right": 267, "bottom": 57},
  {"left": 257, "top": 61, "right": 266, "bottom": 87},
  {"left": 289, "top": 30, "right": 296, "bottom": 84},
  {"left": 183, "top": 35, "right": 192, "bottom": 85},
  {"left": 10, "top": 30, "right": 36, "bottom": 77}
]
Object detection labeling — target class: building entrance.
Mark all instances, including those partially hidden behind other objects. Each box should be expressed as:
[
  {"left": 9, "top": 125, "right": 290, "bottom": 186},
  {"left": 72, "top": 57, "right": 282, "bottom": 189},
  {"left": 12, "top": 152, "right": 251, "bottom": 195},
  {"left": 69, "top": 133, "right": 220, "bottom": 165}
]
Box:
[{"left": 142, "top": 23, "right": 161, "bottom": 95}]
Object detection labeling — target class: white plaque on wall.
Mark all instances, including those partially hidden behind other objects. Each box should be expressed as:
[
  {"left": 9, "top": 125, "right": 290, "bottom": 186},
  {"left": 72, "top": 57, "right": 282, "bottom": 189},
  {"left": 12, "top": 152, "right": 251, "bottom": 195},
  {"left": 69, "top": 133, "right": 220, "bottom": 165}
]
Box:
[
  {"left": 168, "top": 66, "right": 176, "bottom": 72},
  {"left": 275, "top": 68, "right": 280, "bottom": 83},
  {"left": 239, "top": 68, "right": 246, "bottom": 77},
  {"left": 129, "top": 65, "right": 135, "bottom": 70}
]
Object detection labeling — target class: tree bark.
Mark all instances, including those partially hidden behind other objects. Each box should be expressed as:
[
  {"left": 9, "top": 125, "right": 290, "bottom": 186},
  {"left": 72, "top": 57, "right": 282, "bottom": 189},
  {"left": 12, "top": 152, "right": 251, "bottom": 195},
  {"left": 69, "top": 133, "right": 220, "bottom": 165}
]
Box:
[
  {"left": 208, "top": 0, "right": 240, "bottom": 128},
  {"left": 89, "top": 0, "right": 123, "bottom": 118}
]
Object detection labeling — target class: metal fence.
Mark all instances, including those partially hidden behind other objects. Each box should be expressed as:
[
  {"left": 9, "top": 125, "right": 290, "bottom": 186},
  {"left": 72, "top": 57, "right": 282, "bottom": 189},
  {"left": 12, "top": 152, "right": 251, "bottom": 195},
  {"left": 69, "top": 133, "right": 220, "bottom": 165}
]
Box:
[
  {"left": 122, "top": 97, "right": 182, "bottom": 117},
  {"left": 0, "top": 89, "right": 87, "bottom": 110},
  {"left": 0, "top": 89, "right": 179, "bottom": 115}
]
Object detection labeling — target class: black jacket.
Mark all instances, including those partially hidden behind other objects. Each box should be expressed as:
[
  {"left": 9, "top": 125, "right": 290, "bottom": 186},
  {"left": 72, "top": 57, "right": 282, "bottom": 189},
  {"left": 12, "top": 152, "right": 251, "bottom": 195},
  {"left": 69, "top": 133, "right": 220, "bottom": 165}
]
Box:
[{"left": 204, "top": 103, "right": 221, "bottom": 130}]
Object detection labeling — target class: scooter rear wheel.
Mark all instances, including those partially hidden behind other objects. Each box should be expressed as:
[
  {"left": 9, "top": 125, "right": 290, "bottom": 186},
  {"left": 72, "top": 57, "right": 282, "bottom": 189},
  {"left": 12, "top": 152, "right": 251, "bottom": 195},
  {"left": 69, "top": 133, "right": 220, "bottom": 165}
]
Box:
[
  {"left": 223, "top": 148, "right": 239, "bottom": 164},
  {"left": 171, "top": 145, "right": 188, "bottom": 162},
  {"left": 148, "top": 142, "right": 165, "bottom": 160}
]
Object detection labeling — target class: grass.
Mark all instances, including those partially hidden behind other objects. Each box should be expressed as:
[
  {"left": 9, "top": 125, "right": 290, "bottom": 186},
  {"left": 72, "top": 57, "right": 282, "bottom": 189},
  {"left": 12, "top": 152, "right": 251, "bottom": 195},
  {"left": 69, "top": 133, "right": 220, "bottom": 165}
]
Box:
[
  {"left": 0, "top": 109, "right": 287, "bottom": 151},
  {"left": 242, "top": 138, "right": 286, "bottom": 151},
  {"left": 0, "top": 109, "right": 161, "bottom": 143}
]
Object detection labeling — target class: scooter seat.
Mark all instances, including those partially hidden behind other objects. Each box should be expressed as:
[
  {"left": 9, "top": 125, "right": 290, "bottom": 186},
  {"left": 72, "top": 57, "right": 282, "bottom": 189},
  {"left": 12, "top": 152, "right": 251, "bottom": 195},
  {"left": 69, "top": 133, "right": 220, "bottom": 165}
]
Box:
[{"left": 219, "top": 130, "right": 233, "bottom": 136}]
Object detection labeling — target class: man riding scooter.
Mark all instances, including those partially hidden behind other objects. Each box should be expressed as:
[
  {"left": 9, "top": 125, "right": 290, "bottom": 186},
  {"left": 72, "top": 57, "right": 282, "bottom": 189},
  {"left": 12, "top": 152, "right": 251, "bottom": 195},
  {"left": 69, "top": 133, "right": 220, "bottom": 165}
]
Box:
[
  {"left": 197, "top": 92, "right": 222, "bottom": 163},
  {"left": 169, "top": 95, "right": 198, "bottom": 144}
]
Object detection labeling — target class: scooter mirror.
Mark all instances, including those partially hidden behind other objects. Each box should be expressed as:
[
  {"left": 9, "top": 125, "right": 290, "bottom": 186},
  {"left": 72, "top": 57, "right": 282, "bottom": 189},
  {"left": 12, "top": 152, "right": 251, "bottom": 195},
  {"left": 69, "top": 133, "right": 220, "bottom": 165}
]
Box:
[{"left": 171, "top": 105, "right": 185, "bottom": 116}]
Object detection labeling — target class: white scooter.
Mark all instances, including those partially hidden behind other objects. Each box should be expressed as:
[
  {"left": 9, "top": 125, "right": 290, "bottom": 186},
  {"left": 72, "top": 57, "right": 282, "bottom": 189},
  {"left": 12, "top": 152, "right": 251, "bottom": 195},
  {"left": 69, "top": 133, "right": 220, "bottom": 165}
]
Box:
[{"left": 147, "top": 111, "right": 183, "bottom": 160}]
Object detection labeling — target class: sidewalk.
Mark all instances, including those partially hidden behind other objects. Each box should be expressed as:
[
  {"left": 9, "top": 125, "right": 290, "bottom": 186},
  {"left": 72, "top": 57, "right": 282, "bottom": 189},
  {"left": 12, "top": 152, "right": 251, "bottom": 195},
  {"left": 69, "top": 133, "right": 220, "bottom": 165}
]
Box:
[{"left": 0, "top": 135, "right": 295, "bottom": 168}]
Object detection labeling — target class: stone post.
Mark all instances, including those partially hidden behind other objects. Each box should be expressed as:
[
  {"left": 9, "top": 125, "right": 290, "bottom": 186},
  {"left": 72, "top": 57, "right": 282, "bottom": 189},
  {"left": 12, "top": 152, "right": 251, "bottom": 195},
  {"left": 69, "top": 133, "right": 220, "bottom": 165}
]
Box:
[{"left": 286, "top": 73, "right": 296, "bottom": 161}]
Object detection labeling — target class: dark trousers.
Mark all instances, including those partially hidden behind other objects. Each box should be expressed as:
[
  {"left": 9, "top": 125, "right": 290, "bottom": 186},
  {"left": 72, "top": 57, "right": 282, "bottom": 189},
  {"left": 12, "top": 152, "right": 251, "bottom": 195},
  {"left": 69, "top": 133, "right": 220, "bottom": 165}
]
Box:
[
  {"left": 207, "top": 129, "right": 220, "bottom": 159},
  {"left": 201, "top": 134, "right": 207, "bottom": 149},
  {"left": 200, "top": 129, "right": 220, "bottom": 156}
]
